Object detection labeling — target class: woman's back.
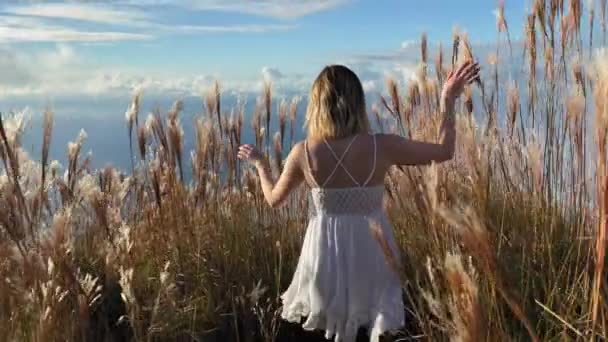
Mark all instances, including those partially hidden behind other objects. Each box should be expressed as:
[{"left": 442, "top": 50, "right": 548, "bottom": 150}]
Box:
[
  {"left": 303, "top": 133, "right": 385, "bottom": 218},
  {"left": 304, "top": 133, "right": 383, "bottom": 189}
]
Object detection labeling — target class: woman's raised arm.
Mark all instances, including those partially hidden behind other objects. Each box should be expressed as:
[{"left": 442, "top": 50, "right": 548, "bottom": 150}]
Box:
[{"left": 238, "top": 142, "right": 304, "bottom": 208}]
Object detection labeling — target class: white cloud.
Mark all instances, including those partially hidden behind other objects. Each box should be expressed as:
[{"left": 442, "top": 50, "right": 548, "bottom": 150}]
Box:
[
  {"left": 168, "top": 24, "right": 294, "bottom": 33},
  {"left": 0, "top": 2, "right": 298, "bottom": 43},
  {"left": 0, "top": 26, "right": 152, "bottom": 43},
  {"left": 362, "top": 80, "right": 377, "bottom": 93},
  {"left": 0, "top": 14, "right": 152, "bottom": 42},
  {"left": 5, "top": 3, "right": 150, "bottom": 25},
  {"left": 0, "top": 44, "right": 79, "bottom": 83},
  {"left": 0, "top": 50, "right": 34, "bottom": 87},
  {"left": 124, "top": 0, "right": 348, "bottom": 19},
  {"left": 400, "top": 40, "right": 416, "bottom": 50},
  {"left": 395, "top": 64, "right": 417, "bottom": 84},
  {"left": 189, "top": 0, "right": 348, "bottom": 19},
  {"left": 332, "top": 40, "right": 430, "bottom": 96},
  {"left": 0, "top": 44, "right": 135, "bottom": 97},
  {"left": 261, "top": 66, "right": 285, "bottom": 82},
  {"left": 0, "top": 44, "right": 306, "bottom": 99}
]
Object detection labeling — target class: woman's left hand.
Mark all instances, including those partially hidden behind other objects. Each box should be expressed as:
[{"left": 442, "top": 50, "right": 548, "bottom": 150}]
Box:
[{"left": 237, "top": 144, "right": 264, "bottom": 166}]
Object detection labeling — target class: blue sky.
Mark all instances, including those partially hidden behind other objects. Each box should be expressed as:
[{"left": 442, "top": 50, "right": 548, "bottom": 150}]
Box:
[{"left": 0, "top": 0, "right": 530, "bottom": 104}]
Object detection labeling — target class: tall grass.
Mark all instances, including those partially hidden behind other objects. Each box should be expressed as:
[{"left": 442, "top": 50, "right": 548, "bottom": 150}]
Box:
[{"left": 0, "top": 1, "right": 607, "bottom": 341}]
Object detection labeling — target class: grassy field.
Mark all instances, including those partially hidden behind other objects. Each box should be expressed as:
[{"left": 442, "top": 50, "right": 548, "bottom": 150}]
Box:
[{"left": 1, "top": 1, "right": 607, "bottom": 341}]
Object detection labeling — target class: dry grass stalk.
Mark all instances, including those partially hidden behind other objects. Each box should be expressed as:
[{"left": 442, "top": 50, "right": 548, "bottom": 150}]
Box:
[
  {"left": 591, "top": 49, "right": 608, "bottom": 331},
  {"left": 146, "top": 111, "right": 168, "bottom": 158},
  {"left": 67, "top": 129, "right": 87, "bottom": 191},
  {"left": 534, "top": 0, "right": 548, "bottom": 42},
  {"left": 125, "top": 89, "right": 142, "bottom": 173},
  {"left": 444, "top": 252, "right": 484, "bottom": 342},
  {"left": 252, "top": 101, "right": 263, "bottom": 148},
  {"left": 237, "top": 101, "right": 244, "bottom": 146},
  {"left": 451, "top": 27, "right": 460, "bottom": 67},
  {"left": 534, "top": 299, "right": 584, "bottom": 338},
  {"left": 602, "top": 0, "right": 607, "bottom": 42},
  {"left": 203, "top": 81, "right": 223, "bottom": 136},
  {"left": 273, "top": 132, "right": 282, "bottom": 173},
  {"left": 458, "top": 32, "right": 474, "bottom": 63},
  {"left": 544, "top": 46, "right": 554, "bottom": 82},
  {"left": 137, "top": 125, "right": 146, "bottom": 160},
  {"left": 527, "top": 134, "right": 544, "bottom": 194},
  {"left": 421, "top": 32, "right": 428, "bottom": 65},
  {"left": 496, "top": 0, "right": 513, "bottom": 53},
  {"left": 278, "top": 99, "right": 287, "bottom": 151},
  {"left": 458, "top": 33, "right": 482, "bottom": 91},
  {"left": 372, "top": 104, "right": 384, "bottom": 133},
  {"left": 214, "top": 81, "right": 221, "bottom": 135},
  {"left": 567, "top": 95, "right": 585, "bottom": 165},
  {"left": 561, "top": 14, "right": 571, "bottom": 56},
  {"left": 590, "top": 0, "right": 596, "bottom": 53},
  {"left": 264, "top": 81, "right": 272, "bottom": 151},
  {"left": 437, "top": 205, "right": 539, "bottom": 342},
  {"left": 289, "top": 97, "right": 300, "bottom": 149},
  {"left": 167, "top": 100, "right": 185, "bottom": 181},
  {"left": 0, "top": 114, "right": 27, "bottom": 209},
  {"left": 464, "top": 86, "right": 473, "bottom": 118},
  {"left": 40, "top": 108, "right": 53, "bottom": 216},
  {"left": 526, "top": 13, "right": 538, "bottom": 121},
  {"left": 572, "top": 59, "right": 587, "bottom": 97},
  {"left": 205, "top": 86, "right": 215, "bottom": 119},
  {"left": 496, "top": 0, "right": 508, "bottom": 33},
  {"left": 526, "top": 14, "right": 537, "bottom": 81},
  {"left": 569, "top": 0, "right": 583, "bottom": 35},
  {"left": 388, "top": 78, "right": 402, "bottom": 118},
  {"left": 507, "top": 80, "right": 519, "bottom": 137},
  {"left": 436, "top": 42, "right": 445, "bottom": 83}
]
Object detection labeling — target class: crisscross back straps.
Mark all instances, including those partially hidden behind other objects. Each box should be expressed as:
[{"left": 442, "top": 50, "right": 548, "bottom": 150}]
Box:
[
  {"left": 305, "top": 134, "right": 377, "bottom": 188},
  {"left": 321, "top": 135, "right": 360, "bottom": 187}
]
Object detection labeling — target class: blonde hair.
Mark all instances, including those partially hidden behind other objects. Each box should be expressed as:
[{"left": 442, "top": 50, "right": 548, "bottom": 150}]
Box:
[{"left": 305, "top": 65, "right": 370, "bottom": 139}]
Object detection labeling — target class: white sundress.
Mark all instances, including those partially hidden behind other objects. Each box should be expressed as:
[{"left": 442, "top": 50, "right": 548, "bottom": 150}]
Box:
[{"left": 280, "top": 135, "right": 405, "bottom": 342}]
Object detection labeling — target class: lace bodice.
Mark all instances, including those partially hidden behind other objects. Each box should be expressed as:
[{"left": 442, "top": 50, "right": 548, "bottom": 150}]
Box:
[{"left": 309, "top": 186, "right": 384, "bottom": 216}]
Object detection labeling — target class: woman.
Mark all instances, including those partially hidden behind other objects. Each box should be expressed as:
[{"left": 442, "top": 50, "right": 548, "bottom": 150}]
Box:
[{"left": 238, "top": 61, "right": 480, "bottom": 341}]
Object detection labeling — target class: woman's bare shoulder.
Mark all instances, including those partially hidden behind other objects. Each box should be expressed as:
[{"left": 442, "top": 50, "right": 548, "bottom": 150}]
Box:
[
  {"left": 290, "top": 140, "right": 306, "bottom": 153},
  {"left": 286, "top": 141, "right": 306, "bottom": 162}
]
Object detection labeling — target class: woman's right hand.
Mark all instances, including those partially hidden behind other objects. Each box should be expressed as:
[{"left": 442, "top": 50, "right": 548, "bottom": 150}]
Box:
[
  {"left": 237, "top": 144, "right": 265, "bottom": 167},
  {"left": 441, "top": 60, "right": 480, "bottom": 103}
]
